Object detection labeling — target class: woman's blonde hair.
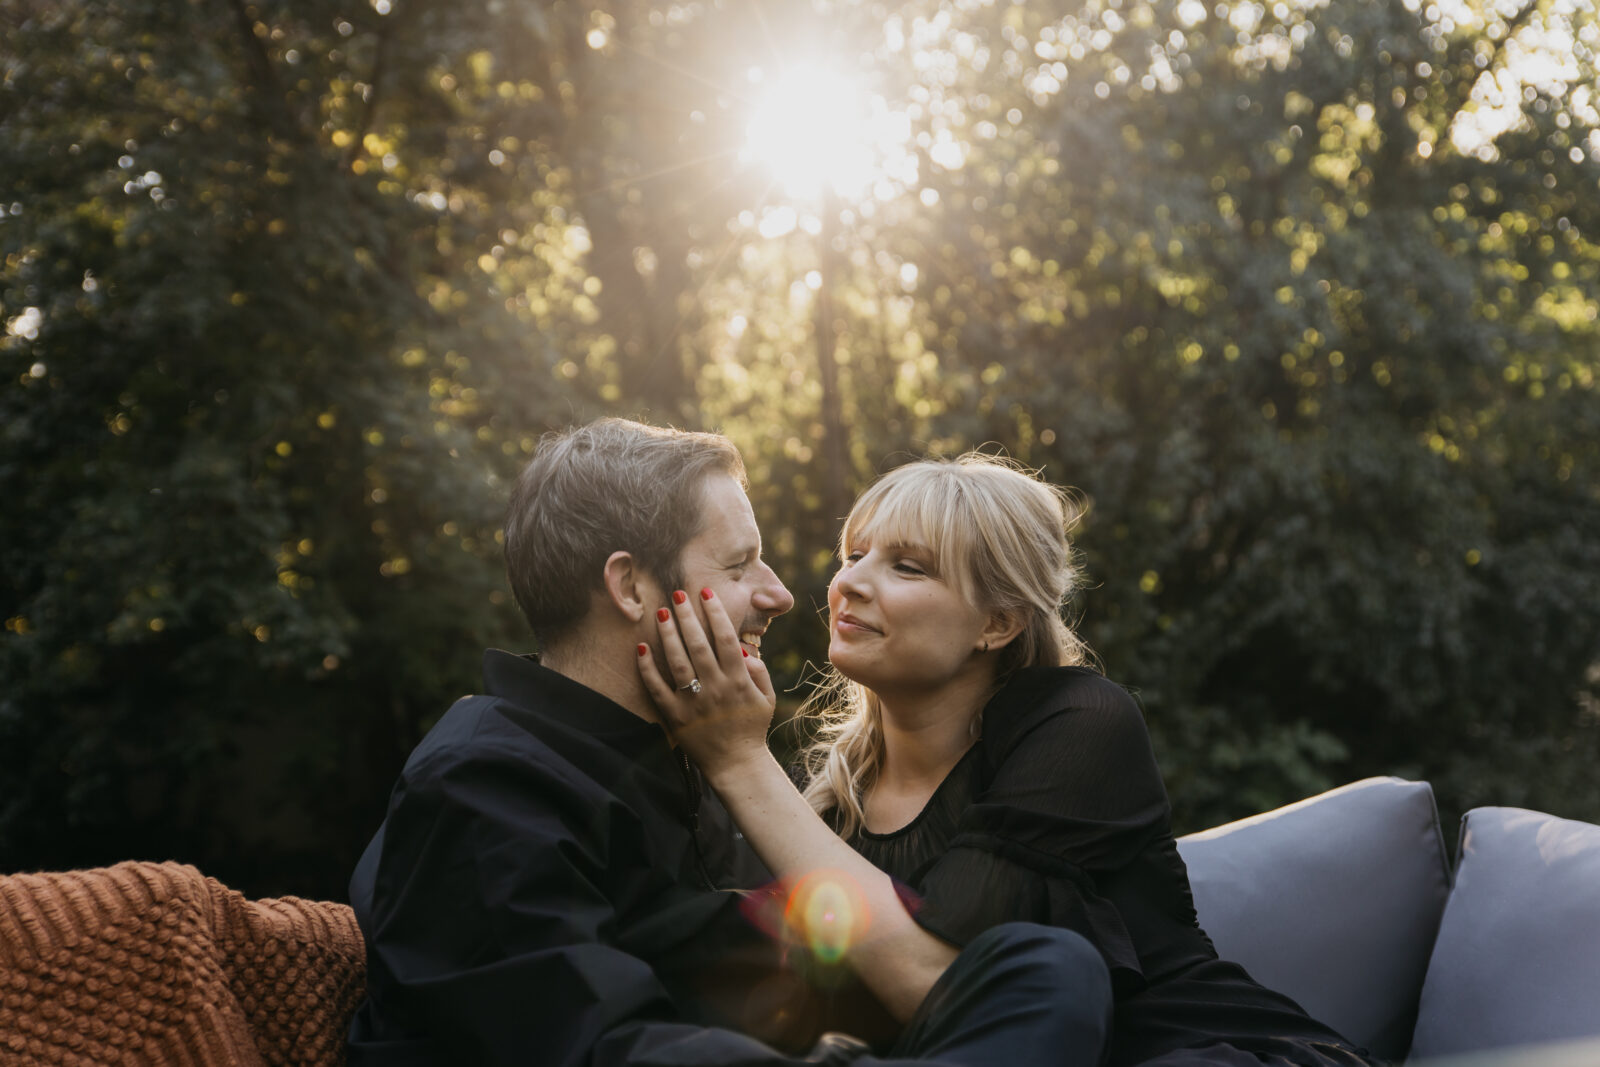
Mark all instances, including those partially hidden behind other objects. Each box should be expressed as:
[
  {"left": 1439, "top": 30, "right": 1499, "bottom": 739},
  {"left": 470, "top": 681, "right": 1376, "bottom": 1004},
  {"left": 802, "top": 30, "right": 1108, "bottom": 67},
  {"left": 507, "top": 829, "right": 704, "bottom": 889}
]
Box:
[{"left": 798, "top": 452, "right": 1092, "bottom": 837}]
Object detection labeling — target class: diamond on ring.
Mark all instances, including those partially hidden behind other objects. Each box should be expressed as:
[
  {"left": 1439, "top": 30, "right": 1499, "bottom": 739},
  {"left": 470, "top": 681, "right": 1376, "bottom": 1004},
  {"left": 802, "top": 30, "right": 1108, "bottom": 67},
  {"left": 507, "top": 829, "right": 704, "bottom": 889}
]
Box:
[{"left": 680, "top": 678, "right": 702, "bottom": 695}]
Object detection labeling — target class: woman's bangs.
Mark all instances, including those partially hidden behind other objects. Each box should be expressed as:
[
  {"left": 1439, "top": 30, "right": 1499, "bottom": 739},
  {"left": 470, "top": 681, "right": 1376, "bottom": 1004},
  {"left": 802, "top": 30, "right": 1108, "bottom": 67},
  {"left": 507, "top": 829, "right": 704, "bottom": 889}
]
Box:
[{"left": 842, "top": 467, "right": 974, "bottom": 590}]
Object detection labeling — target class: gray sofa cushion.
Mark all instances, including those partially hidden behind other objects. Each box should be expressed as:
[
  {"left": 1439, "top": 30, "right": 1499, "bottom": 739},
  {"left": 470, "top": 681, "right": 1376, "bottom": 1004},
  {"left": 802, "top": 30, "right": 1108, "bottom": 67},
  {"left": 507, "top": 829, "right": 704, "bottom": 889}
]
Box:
[
  {"left": 1406, "top": 1035, "right": 1600, "bottom": 1067},
  {"left": 1176, "top": 777, "right": 1451, "bottom": 1062},
  {"left": 1408, "top": 807, "right": 1600, "bottom": 1060}
]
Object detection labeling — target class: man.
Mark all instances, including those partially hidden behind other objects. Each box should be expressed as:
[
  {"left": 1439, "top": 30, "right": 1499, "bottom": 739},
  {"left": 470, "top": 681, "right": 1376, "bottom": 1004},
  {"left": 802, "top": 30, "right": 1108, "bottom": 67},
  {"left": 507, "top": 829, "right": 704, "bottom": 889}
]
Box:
[{"left": 348, "top": 418, "right": 1112, "bottom": 1066}]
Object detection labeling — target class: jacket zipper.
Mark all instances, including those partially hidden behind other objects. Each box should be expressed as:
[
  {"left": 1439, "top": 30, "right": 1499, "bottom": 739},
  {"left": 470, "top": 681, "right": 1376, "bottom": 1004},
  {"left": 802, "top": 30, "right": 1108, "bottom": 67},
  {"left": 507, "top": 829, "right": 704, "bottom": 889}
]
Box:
[{"left": 677, "top": 750, "right": 716, "bottom": 889}]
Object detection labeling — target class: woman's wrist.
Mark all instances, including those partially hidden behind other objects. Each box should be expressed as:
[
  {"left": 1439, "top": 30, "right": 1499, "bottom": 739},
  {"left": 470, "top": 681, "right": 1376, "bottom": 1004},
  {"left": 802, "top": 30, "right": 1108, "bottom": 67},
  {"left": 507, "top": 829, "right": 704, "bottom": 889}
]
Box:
[{"left": 699, "top": 744, "right": 780, "bottom": 794}]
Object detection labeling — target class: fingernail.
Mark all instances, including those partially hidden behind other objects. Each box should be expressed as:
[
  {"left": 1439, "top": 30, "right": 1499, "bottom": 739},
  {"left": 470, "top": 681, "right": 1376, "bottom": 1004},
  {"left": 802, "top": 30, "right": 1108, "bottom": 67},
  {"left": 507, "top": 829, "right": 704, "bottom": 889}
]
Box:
[
  {"left": 657, "top": 608, "right": 670, "bottom": 622},
  {"left": 673, "top": 590, "right": 687, "bottom": 605},
  {"left": 742, "top": 648, "right": 749, "bottom": 658},
  {"left": 637, "top": 643, "right": 648, "bottom": 656},
  {"left": 700, "top": 587, "right": 713, "bottom": 601}
]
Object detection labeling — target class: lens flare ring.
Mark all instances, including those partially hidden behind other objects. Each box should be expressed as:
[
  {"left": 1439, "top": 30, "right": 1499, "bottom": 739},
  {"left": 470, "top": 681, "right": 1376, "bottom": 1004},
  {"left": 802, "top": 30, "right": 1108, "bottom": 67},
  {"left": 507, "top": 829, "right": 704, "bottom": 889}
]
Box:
[{"left": 780, "top": 869, "right": 872, "bottom": 964}]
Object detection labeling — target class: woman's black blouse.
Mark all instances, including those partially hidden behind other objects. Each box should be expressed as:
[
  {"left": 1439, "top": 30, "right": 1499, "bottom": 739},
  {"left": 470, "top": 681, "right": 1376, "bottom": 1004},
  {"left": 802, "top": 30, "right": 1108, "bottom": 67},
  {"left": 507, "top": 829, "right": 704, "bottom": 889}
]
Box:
[{"left": 839, "top": 667, "right": 1374, "bottom": 1067}]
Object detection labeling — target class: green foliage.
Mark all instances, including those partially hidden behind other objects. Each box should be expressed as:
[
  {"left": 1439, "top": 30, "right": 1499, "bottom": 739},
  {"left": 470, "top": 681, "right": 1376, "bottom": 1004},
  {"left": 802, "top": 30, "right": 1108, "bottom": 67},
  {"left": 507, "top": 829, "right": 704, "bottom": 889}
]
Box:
[
  {"left": 3, "top": 0, "right": 1597, "bottom": 893},
  {"left": 782, "top": 0, "right": 1600, "bottom": 833},
  {"left": 0, "top": 0, "right": 535, "bottom": 892}
]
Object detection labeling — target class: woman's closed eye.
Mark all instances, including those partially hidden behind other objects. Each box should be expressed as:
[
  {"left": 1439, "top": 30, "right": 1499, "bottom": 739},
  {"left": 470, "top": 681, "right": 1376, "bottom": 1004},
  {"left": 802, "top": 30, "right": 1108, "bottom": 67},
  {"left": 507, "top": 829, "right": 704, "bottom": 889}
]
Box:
[{"left": 842, "top": 547, "right": 931, "bottom": 576}]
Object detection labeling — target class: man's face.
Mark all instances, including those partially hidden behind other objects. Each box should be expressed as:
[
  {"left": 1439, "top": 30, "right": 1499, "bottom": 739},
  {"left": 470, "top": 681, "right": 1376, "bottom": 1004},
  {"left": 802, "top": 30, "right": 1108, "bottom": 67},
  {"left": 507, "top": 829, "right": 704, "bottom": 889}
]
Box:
[{"left": 667, "top": 473, "right": 794, "bottom": 656}]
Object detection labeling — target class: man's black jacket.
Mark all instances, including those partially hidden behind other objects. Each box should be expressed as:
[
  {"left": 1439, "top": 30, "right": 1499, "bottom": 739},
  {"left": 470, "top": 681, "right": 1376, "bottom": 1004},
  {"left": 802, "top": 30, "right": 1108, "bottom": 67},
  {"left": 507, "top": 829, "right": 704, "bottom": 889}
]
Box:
[{"left": 347, "top": 650, "right": 886, "bottom": 1066}]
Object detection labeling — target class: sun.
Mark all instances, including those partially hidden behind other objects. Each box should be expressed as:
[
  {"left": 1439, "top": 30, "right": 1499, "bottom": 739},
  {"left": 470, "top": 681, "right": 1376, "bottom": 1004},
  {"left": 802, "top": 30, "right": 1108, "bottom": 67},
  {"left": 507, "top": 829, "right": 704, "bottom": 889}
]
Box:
[{"left": 742, "top": 63, "right": 910, "bottom": 202}]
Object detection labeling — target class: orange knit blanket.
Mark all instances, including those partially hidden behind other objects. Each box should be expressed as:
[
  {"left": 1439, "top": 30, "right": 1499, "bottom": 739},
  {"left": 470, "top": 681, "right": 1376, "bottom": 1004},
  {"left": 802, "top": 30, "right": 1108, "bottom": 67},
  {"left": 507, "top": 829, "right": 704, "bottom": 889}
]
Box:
[{"left": 0, "top": 861, "right": 366, "bottom": 1066}]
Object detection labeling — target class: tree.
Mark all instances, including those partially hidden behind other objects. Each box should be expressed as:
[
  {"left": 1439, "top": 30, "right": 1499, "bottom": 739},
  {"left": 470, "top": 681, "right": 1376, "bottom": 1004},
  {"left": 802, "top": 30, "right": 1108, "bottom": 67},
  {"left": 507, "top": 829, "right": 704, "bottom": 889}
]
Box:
[
  {"left": 0, "top": 0, "right": 542, "bottom": 893},
  {"left": 786, "top": 0, "right": 1600, "bottom": 830},
  {"left": 4, "top": 0, "right": 1597, "bottom": 895}
]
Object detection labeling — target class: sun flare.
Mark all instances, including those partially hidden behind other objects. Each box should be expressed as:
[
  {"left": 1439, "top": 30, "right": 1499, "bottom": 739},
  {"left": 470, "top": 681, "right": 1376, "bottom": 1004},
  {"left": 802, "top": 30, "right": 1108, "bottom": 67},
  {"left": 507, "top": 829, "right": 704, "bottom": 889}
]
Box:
[{"left": 743, "top": 63, "right": 911, "bottom": 202}]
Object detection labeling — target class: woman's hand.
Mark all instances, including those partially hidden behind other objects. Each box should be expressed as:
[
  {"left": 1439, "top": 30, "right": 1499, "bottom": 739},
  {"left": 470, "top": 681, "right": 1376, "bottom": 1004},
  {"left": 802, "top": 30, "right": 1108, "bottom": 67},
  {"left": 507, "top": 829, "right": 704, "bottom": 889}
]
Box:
[
  {"left": 637, "top": 587, "right": 778, "bottom": 777},
  {"left": 641, "top": 587, "right": 957, "bottom": 1020}
]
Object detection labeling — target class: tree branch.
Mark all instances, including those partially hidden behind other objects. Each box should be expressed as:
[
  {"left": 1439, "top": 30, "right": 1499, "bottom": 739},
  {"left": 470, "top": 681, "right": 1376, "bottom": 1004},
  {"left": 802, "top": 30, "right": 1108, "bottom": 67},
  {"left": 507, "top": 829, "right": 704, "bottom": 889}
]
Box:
[
  {"left": 345, "top": 18, "right": 395, "bottom": 169},
  {"left": 220, "top": 0, "right": 304, "bottom": 143}
]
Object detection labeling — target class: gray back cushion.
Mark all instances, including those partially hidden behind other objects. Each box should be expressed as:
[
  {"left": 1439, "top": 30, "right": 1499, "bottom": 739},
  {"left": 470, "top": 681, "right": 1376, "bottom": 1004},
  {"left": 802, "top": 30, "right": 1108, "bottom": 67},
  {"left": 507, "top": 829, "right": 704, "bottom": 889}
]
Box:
[
  {"left": 1176, "top": 777, "right": 1451, "bottom": 1062},
  {"left": 1408, "top": 807, "right": 1600, "bottom": 1060}
]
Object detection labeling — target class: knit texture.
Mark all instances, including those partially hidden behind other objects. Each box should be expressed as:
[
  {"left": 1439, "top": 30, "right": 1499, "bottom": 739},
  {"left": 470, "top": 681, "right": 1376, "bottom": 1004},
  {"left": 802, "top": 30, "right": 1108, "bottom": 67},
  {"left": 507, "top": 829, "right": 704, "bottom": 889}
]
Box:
[{"left": 0, "top": 861, "right": 366, "bottom": 1066}]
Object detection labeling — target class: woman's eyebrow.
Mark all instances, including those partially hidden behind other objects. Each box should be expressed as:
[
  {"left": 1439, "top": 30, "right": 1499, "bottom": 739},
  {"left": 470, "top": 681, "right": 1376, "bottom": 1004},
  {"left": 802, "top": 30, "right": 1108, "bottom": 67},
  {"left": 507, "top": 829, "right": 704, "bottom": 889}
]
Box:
[
  {"left": 883, "top": 540, "right": 932, "bottom": 556},
  {"left": 843, "top": 534, "right": 933, "bottom": 558},
  {"left": 881, "top": 542, "right": 940, "bottom": 570}
]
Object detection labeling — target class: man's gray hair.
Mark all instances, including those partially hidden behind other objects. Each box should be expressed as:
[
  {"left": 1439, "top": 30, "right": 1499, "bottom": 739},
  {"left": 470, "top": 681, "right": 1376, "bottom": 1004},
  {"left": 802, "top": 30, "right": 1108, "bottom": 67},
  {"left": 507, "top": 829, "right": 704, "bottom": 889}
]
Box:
[{"left": 505, "top": 418, "right": 746, "bottom": 645}]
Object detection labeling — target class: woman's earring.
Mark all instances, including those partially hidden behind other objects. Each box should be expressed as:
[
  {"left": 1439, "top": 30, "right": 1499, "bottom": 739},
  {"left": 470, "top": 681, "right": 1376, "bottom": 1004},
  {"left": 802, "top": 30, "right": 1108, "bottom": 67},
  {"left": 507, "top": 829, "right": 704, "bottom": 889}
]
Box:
[{"left": 981, "top": 641, "right": 990, "bottom": 653}]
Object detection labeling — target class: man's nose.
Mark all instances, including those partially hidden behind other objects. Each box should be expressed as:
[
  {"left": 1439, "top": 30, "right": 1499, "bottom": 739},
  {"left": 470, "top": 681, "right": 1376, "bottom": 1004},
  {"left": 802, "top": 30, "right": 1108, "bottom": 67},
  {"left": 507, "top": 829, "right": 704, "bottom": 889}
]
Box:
[{"left": 754, "top": 563, "right": 795, "bottom": 617}]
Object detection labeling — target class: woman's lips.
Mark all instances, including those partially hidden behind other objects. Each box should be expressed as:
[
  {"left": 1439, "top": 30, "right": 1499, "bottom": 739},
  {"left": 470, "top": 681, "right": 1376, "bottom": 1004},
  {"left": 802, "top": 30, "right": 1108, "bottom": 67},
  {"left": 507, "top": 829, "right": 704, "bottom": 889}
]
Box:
[{"left": 833, "top": 613, "right": 879, "bottom": 636}]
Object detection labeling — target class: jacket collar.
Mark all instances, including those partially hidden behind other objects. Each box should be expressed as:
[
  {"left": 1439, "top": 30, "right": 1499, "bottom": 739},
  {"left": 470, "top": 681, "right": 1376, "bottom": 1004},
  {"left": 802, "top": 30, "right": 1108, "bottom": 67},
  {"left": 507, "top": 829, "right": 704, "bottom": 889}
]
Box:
[{"left": 482, "top": 648, "right": 671, "bottom": 743}]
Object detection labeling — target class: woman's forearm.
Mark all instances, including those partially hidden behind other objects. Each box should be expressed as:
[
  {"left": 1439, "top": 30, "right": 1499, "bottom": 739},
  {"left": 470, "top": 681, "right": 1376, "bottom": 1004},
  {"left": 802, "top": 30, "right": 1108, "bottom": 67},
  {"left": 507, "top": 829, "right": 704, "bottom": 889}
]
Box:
[
  {"left": 703, "top": 748, "right": 958, "bottom": 1023},
  {"left": 633, "top": 593, "right": 953, "bottom": 1019}
]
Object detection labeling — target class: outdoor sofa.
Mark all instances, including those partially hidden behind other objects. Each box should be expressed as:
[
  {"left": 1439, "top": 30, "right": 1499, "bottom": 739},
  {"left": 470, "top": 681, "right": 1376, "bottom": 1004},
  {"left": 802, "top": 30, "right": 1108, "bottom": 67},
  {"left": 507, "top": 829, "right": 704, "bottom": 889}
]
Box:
[
  {"left": 1175, "top": 776, "right": 1600, "bottom": 1065},
  {"left": 2, "top": 776, "right": 1598, "bottom": 1065}
]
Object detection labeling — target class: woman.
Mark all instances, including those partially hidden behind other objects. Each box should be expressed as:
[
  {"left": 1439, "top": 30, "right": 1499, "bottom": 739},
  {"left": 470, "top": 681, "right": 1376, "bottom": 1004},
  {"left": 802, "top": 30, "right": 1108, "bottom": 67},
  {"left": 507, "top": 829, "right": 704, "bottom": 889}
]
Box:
[{"left": 639, "top": 453, "right": 1373, "bottom": 1067}]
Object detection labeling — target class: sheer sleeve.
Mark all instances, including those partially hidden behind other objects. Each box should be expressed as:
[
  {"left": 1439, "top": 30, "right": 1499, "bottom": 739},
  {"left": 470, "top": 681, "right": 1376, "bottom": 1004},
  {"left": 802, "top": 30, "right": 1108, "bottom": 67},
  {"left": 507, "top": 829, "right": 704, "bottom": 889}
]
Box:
[{"left": 909, "top": 668, "right": 1170, "bottom": 994}]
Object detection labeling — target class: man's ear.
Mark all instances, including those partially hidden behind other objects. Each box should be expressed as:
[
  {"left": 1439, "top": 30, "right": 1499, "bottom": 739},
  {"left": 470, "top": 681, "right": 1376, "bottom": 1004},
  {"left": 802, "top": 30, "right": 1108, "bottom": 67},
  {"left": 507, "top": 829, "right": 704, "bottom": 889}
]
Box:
[
  {"left": 979, "top": 610, "right": 1026, "bottom": 653},
  {"left": 602, "top": 551, "right": 656, "bottom": 623}
]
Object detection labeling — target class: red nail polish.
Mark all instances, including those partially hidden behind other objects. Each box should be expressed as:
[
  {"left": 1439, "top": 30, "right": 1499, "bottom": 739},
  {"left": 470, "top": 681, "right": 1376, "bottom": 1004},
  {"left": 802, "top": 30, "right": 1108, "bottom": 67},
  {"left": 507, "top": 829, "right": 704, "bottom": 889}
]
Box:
[
  {"left": 637, "top": 643, "right": 648, "bottom": 656},
  {"left": 657, "top": 607, "right": 670, "bottom": 622},
  {"left": 700, "top": 587, "right": 713, "bottom": 601},
  {"left": 742, "top": 648, "right": 749, "bottom": 658},
  {"left": 672, "top": 590, "right": 687, "bottom": 605}
]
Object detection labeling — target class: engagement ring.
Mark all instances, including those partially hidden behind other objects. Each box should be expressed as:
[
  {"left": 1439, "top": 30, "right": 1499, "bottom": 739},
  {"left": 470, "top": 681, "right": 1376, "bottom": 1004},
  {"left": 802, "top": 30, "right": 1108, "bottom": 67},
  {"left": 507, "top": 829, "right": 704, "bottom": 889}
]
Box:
[{"left": 679, "top": 679, "right": 702, "bottom": 695}]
